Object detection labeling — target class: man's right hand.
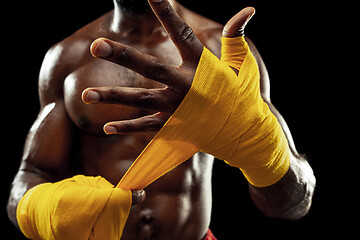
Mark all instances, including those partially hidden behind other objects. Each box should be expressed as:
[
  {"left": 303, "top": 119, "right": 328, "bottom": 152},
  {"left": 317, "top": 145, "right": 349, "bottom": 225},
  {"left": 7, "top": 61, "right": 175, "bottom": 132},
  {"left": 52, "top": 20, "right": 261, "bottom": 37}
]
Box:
[{"left": 16, "top": 175, "right": 137, "bottom": 240}]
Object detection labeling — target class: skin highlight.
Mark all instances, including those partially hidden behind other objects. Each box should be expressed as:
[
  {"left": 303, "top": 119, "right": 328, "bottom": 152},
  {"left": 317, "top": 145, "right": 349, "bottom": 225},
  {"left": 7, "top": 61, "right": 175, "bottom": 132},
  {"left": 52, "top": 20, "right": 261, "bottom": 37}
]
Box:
[{"left": 8, "top": 1, "right": 315, "bottom": 239}]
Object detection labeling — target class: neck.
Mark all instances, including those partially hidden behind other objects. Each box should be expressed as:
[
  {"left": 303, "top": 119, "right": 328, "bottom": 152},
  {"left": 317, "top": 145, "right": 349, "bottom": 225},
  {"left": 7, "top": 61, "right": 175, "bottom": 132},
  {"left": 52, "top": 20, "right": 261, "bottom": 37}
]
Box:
[{"left": 111, "top": 0, "right": 178, "bottom": 35}]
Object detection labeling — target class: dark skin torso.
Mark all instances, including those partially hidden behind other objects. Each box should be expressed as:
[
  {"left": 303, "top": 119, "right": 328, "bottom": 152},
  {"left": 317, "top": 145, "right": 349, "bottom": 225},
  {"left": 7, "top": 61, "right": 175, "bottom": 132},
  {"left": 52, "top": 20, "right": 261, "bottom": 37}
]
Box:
[
  {"left": 7, "top": 1, "right": 315, "bottom": 239},
  {"left": 27, "top": 4, "right": 221, "bottom": 240}
]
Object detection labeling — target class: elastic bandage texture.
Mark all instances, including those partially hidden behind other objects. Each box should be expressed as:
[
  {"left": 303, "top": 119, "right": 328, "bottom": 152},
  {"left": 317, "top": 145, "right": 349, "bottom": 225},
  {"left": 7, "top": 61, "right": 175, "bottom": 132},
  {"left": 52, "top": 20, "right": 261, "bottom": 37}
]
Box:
[{"left": 118, "top": 36, "right": 290, "bottom": 189}]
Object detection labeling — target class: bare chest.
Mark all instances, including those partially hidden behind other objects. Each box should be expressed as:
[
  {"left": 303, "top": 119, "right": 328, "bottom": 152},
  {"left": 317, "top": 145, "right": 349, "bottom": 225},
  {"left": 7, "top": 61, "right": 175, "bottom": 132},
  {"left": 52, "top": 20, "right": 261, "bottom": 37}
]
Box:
[{"left": 63, "top": 39, "right": 181, "bottom": 135}]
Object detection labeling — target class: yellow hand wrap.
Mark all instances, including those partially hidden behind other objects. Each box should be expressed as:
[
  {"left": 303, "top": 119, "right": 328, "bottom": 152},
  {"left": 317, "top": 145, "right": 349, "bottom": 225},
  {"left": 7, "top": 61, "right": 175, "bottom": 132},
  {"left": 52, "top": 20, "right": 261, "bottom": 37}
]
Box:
[
  {"left": 16, "top": 175, "right": 131, "bottom": 240},
  {"left": 119, "top": 36, "right": 290, "bottom": 189},
  {"left": 17, "top": 36, "right": 291, "bottom": 240}
]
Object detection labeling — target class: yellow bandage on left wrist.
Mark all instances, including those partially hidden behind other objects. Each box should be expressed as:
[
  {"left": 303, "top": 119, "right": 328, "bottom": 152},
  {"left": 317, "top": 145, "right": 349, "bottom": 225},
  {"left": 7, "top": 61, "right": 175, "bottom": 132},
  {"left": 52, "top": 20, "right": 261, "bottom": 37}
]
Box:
[
  {"left": 118, "top": 36, "right": 290, "bottom": 189},
  {"left": 210, "top": 36, "right": 291, "bottom": 186},
  {"left": 17, "top": 175, "right": 131, "bottom": 240},
  {"left": 220, "top": 36, "right": 248, "bottom": 71}
]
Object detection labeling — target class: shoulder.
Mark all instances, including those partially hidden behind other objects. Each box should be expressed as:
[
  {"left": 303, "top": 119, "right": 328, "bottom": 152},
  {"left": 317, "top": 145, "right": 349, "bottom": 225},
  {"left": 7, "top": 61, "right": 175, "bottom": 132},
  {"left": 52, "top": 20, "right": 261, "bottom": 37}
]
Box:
[{"left": 38, "top": 35, "right": 92, "bottom": 105}]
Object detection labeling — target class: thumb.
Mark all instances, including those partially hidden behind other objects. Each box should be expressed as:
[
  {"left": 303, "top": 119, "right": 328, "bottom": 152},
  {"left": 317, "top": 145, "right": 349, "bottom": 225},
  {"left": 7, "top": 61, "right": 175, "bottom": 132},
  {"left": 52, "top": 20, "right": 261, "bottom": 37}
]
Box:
[
  {"left": 223, "top": 7, "right": 255, "bottom": 38},
  {"left": 131, "top": 190, "right": 146, "bottom": 205}
]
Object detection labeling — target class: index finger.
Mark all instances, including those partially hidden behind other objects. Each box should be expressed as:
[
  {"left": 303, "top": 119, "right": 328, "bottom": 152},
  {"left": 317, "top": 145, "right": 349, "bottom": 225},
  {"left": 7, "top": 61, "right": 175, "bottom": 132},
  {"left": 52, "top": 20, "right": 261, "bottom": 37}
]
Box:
[{"left": 148, "top": 0, "right": 203, "bottom": 62}]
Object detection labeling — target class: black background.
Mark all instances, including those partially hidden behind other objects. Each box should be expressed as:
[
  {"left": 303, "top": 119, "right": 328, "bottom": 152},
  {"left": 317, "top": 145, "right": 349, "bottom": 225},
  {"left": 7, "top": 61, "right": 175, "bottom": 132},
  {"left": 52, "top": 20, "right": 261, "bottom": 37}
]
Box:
[{"left": 2, "top": 0, "right": 350, "bottom": 239}]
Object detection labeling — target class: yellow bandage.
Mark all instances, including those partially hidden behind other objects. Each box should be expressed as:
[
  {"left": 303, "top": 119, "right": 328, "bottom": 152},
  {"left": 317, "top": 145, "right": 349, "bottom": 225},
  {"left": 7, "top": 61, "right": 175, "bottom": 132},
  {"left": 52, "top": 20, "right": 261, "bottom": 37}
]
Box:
[
  {"left": 119, "top": 36, "right": 290, "bottom": 189},
  {"left": 220, "top": 36, "right": 248, "bottom": 71},
  {"left": 16, "top": 175, "right": 131, "bottom": 240},
  {"left": 17, "top": 36, "right": 290, "bottom": 240}
]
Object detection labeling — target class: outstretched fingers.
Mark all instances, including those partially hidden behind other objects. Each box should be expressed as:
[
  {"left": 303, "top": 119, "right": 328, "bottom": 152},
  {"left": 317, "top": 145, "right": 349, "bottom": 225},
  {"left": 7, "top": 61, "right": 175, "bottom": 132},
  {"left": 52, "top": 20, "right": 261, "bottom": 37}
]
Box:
[
  {"left": 85, "top": 0, "right": 209, "bottom": 135},
  {"left": 90, "top": 38, "right": 189, "bottom": 92},
  {"left": 82, "top": 86, "right": 182, "bottom": 114}
]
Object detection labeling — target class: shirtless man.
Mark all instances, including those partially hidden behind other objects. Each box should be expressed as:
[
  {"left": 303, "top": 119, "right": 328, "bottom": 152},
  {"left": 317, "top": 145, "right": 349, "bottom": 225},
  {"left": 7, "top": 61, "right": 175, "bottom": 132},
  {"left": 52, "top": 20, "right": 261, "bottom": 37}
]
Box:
[{"left": 7, "top": 0, "right": 316, "bottom": 239}]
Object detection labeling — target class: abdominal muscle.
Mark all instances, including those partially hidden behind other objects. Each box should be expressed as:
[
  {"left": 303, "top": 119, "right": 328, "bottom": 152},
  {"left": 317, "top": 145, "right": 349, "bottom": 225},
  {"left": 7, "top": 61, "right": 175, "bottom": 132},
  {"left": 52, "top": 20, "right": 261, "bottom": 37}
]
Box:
[{"left": 77, "top": 132, "right": 214, "bottom": 240}]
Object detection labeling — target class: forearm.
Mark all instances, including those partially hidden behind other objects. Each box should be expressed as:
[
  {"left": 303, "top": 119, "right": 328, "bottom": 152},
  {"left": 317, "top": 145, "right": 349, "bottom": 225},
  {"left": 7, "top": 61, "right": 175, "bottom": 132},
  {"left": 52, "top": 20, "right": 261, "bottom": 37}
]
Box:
[
  {"left": 8, "top": 100, "right": 76, "bottom": 228},
  {"left": 248, "top": 154, "right": 316, "bottom": 220},
  {"left": 7, "top": 167, "right": 51, "bottom": 228}
]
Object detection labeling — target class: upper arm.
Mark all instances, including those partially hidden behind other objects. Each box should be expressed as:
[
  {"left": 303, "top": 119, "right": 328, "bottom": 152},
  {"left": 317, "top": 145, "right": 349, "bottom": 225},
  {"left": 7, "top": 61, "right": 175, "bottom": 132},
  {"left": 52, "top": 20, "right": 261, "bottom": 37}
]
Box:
[
  {"left": 21, "top": 101, "right": 75, "bottom": 181},
  {"left": 21, "top": 42, "right": 77, "bottom": 181},
  {"left": 7, "top": 42, "right": 78, "bottom": 226}
]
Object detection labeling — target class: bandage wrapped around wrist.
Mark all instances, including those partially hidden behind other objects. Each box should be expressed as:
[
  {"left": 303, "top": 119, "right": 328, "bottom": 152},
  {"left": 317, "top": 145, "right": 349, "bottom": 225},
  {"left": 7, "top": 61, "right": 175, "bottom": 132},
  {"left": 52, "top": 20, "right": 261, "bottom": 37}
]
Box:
[
  {"left": 17, "top": 35, "right": 290, "bottom": 240},
  {"left": 16, "top": 175, "right": 131, "bottom": 240},
  {"left": 119, "top": 36, "right": 290, "bottom": 189}
]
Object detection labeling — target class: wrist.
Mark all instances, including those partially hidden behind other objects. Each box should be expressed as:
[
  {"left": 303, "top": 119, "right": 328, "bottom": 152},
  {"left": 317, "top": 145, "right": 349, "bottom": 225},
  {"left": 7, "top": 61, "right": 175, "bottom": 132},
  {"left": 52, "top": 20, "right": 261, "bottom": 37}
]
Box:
[{"left": 16, "top": 175, "right": 132, "bottom": 240}]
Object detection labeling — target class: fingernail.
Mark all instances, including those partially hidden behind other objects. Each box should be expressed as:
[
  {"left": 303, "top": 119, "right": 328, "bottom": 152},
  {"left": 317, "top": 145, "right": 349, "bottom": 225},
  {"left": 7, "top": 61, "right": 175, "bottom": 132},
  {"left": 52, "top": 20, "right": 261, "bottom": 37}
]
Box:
[
  {"left": 104, "top": 125, "right": 118, "bottom": 135},
  {"left": 91, "top": 39, "right": 113, "bottom": 58},
  {"left": 246, "top": 8, "right": 256, "bottom": 22},
  {"left": 83, "top": 90, "right": 100, "bottom": 103}
]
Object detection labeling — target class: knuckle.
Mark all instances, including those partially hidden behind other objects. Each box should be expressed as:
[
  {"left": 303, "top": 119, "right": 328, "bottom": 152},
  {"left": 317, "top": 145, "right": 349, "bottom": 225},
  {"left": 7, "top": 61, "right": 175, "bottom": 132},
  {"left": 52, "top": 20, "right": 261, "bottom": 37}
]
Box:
[
  {"left": 119, "top": 122, "right": 134, "bottom": 133},
  {"left": 146, "top": 118, "right": 164, "bottom": 132},
  {"left": 104, "top": 88, "right": 121, "bottom": 103},
  {"left": 168, "top": 95, "right": 182, "bottom": 112},
  {"left": 138, "top": 92, "right": 158, "bottom": 109},
  {"left": 113, "top": 46, "right": 131, "bottom": 64},
  {"left": 177, "top": 25, "right": 195, "bottom": 43},
  {"left": 160, "top": 3, "right": 175, "bottom": 19},
  {"left": 150, "top": 60, "right": 168, "bottom": 80},
  {"left": 162, "top": 89, "right": 181, "bottom": 112}
]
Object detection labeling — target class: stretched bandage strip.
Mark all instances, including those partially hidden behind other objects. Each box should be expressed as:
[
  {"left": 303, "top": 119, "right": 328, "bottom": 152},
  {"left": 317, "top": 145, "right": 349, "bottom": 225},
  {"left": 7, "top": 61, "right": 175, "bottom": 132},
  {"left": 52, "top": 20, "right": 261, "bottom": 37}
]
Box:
[
  {"left": 17, "top": 36, "right": 290, "bottom": 240},
  {"left": 118, "top": 36, "right": 290, "bottom": 189}
]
